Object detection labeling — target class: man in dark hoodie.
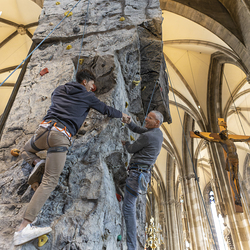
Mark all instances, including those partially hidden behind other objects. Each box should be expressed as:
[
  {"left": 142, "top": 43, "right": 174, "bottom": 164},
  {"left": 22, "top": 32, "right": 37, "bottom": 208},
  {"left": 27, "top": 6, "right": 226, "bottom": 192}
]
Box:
[{"left": 14, "top": 69, "right": 130, "bottom": 246}]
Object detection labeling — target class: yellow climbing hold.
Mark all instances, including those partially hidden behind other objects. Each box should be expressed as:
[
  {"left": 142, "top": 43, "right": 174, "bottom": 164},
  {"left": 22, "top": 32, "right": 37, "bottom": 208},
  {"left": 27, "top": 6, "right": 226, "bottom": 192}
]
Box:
[
  {"left": 79, "top": 59, "right": 84, "bottom": 65},
  {"left": 125, "top": 102, "right": 128, "bottom": 108},
  {"left": 141, "top": 86, "right": 146, "bottom": 91},
  {"left": 130, "top": 135, "right": 135, "bottom": 141},
  {"left": 119, "top": 17, "right": 125, "bottom": 21},
  {"left": 64, "top": 11, "right": 73, "bottom": 17},
  {"left": 66, "top": 45, "right": 72, "bottom": 50},
  {"left": 125, "top": 162, "right": 128, "bottom": 167},
  {"left": 49, "top": 22, "right": 54, "bottom": 26},
  {"left": 55, "top": 1, "right": 60, "bottom": 5},
  {"left": 122, "top": 122, "right": 125, "bottom": 126},
  {"left": 132, "top": 80, "right": 140, "bottom": 86},
  {"left": 38, "top": 234, "right": 48, "bottom": 247}
]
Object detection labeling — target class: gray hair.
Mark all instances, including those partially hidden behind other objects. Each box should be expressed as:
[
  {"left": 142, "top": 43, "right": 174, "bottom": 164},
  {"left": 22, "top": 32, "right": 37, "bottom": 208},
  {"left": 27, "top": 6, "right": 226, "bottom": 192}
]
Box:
[{"left": 151, "top": 110, "right": 163, "bottom": 125}]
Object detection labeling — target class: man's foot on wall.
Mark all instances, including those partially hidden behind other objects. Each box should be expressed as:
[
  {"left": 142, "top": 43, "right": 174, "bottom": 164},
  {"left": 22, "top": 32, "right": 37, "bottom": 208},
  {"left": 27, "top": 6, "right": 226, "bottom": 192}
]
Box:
[
  {"left": 28, "top": 159, "right": 46, "bottom": 188},
  {"left": 14, "top": 224, "right": 52, "bottom": 246}
]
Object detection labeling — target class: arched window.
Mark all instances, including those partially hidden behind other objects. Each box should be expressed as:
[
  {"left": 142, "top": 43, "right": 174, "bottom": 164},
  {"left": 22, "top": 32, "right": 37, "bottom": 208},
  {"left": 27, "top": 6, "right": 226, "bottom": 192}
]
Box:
[{"left": 209, "top": 191, "right": 228, "bottom": 250}]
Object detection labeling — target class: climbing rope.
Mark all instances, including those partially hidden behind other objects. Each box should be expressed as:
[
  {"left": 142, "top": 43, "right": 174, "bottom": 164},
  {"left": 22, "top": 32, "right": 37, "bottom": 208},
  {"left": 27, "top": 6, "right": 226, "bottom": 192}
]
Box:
[
  {"left": 67, "top": 0, "right": 91, "bottom": 154},
  {"left": 142, "top": 80, "right": 158, "bottom": 126},
  {"left": 165, "top": 62, "right": 219, "bottom": 250},
  {"left": 0, "top": 0, "right": 84, "bottom": 87},
  {"left": 73, "top": 0, "right": 91, "bottom": 81}
]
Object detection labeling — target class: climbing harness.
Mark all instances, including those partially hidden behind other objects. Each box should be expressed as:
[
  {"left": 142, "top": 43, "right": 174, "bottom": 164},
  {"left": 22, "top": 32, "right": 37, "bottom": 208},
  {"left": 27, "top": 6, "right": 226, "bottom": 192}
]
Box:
[
  {"left": 40, "top": 120, "right": 72, "bottom": 140},
  {"left": 125, "top": 163, "right": 152, "bottom": 196},
  {"left": 30, "top": 120, "right": 71, "bottom": 153}
]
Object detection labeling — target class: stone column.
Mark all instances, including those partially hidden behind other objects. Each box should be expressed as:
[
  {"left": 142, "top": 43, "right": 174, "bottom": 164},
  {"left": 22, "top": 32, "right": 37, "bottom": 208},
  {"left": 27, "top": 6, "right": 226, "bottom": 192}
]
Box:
[
  {"left": 184, "top": 174, "right": 207, "bottom": 250},
  {"left": 166, "top": 198, "right": 181, "bottom": 250}
]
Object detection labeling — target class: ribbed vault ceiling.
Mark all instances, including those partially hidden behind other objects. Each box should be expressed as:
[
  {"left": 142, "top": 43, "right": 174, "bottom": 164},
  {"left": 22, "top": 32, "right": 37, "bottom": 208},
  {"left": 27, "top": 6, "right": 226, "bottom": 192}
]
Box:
[
  {"left": 0, "top": 0, "right": 41, "bottom": 115},
  {"left": 158, "top": 0, "right": 250, "bottom": 199}
]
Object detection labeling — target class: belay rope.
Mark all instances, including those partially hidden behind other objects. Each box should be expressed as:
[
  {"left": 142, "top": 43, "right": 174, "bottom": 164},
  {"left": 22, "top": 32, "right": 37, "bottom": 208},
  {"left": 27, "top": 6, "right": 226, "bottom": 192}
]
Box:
[{"left": 0, "top": 0, "right": 88, "bottom": 87}]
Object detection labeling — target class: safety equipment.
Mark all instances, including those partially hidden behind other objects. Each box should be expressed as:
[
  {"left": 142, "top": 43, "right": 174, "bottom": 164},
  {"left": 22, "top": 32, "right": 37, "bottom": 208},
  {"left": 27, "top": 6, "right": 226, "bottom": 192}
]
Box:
[
  {"left": 138, "top": 172, "right": 148, "bottom": 192},
  {"left": 126, "top": 184, "right": 138, "bottom": 197}
]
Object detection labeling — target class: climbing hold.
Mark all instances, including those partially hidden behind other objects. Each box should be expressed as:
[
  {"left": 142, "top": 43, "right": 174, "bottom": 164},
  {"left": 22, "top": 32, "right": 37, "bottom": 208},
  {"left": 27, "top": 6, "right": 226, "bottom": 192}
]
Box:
[
  {"left": 55, "top": 2, "right": 60, "bottom": 5},
  {"left": 73, "top": 26, "right": 80, "bottom": 33},
  {"left": 117, "top": 235, "right": 122, "bottom": 241},
  {"left": 136, "top": 117, "right": 140, "bottom": 121},
  {"left": 125, "top": 102, "right": 128, "bottom": 108},
  {"left": 41, "top": 96, "right": 47, "bottom": 101},
  {"left": 132, "top": 80, "right": 140, "bottom": 86},
  {"left": 121, "top": 122, "right": 125, "bottom": 126},
  {"left": 40, "top": 68, "right": 49, "bottom": 76},
  {"left": 64, "top": 11, "right": 73, "bottom": 17},
  {"left": 141, "top": 86, "right": 146, "bottom": 91},
  {"left": 79, "top": 20, "right": 85, "bottom": 25},
  {"left": 66, "top": 45, "right": 72, "bottom": 50},
  {"left": 92, "top": 84, "right": 97, "bottom": 92},
  {"left": 38, "top": 234, "right": 48, "bottom": 247},
  {"left": 11, "top": 149, "right": 20, "bottom": 157},
  {"left": 49, "top": 22, "right": 54, "bottom": 26},
  {"left": 130, "top": 135, "right": 135, "bottom": 141},
  {"left": 119, "top": 17, "right": 125, "bottom": 21},
  {"left": 160, "top": 87, "right": 163, "bottom": 92},
  {"left": 83, "top": 121, "right": 88, "bottom": 127},
  {"left": 79, "top": 59, "right": 84, "bottom": 65},
  {"left": 125, "top": 162, "right": 128, "bottom": 167},
  {"left": 116, "top": 193, "right": 122, "bottom": 202}
]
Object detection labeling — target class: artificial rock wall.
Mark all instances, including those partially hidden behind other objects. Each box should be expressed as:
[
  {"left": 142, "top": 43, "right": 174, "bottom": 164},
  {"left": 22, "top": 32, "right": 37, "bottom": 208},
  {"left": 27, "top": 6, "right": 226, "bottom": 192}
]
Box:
[{"left": 0, "top": 0, "right": 171, "bottom": 249}]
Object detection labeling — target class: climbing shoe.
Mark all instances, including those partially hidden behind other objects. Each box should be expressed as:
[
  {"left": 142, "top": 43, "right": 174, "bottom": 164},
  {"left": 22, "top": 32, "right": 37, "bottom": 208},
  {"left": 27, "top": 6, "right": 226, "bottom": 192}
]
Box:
[
  {"left": 28, "top": 159, "right": 45, "bottom": 186},
  {"left": 14, "top": 224, "right": 52, "bottom": 246}
]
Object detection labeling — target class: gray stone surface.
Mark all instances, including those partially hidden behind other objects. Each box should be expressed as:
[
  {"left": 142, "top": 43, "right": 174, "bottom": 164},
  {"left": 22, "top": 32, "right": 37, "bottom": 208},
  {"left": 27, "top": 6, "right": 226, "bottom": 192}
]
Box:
[{"left": 0, "top": 0, "right": 171, "bottom": 249}]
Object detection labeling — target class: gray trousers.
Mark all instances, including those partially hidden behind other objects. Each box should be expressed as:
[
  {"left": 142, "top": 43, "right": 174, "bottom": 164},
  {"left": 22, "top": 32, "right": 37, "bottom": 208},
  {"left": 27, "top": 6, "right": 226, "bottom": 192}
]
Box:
[
  {"left": 123, "top": 170, "right": 150, "bottom": 250},
  {"left": 22, "top": 126, "right": 71, "bottom": 222}
]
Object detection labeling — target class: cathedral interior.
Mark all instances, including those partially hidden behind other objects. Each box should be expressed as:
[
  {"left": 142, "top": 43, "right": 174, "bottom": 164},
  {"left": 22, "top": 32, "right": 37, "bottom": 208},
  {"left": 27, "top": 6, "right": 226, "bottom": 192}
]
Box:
[{"left": 1, "top": 0, "right": 250, "bottom": 249}]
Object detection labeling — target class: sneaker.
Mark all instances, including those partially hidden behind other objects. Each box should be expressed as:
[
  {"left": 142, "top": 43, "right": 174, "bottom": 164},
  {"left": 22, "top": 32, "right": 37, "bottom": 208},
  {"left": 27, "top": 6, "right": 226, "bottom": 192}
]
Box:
[
  {"left": 13, "top": 224, "right": 52, "bottom": 246},
  {"left": 28, "top": 159, "right": 46, "bottom": 185}
]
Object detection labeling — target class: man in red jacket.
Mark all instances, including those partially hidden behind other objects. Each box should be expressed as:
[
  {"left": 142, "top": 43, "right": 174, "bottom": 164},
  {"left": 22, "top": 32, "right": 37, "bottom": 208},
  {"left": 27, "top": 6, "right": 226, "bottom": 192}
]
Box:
[{"left": 14, "top": 69, "right": 130, "bottom": 246}]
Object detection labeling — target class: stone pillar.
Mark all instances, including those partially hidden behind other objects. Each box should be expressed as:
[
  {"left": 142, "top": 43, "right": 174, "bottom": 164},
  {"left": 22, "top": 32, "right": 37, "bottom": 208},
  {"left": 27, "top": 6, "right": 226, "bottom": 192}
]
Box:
[
  {"left": 166, "top": 199, "right": 181, "bottom": 250},
  {"left": 184, "top": 174, "right": 207, "bottom": 250}
]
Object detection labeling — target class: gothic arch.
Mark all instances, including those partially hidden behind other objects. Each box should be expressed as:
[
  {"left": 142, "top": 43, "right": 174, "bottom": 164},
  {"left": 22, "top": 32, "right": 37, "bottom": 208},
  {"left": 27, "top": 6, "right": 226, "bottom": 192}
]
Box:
[{"left": 160, "top": 0, "right": 250, "bottom": 71}]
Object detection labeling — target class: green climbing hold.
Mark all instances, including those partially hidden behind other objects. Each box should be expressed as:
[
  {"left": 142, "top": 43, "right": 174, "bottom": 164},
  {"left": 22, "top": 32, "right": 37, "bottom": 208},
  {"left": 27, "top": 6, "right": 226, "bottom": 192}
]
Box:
[{"left": 117, "top": 235, "right": 122, "bottom": 241}]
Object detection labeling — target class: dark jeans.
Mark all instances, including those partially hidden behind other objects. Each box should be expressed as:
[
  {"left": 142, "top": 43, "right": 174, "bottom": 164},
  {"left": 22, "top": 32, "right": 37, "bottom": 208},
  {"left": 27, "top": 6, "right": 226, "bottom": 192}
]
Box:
[{"left": 123, "top": 170, "right": 150, "bottom": 250}]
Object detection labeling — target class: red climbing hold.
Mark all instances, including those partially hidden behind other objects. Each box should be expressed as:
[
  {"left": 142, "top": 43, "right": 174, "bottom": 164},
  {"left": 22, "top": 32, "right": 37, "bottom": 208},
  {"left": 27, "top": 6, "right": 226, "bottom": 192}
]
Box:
[
  {"left": 92, "top": 84, "right": 97, "bottom": 92},
  {"left": 116, "top": 193, "right": 122, "bottom": 202},
  {"left": 40, "top": 68, "right": 49, "bottom": 76}
]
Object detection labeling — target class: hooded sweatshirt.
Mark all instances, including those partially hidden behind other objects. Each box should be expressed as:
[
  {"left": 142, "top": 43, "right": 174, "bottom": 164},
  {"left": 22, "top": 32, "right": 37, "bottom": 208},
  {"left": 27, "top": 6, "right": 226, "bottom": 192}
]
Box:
[{"left": 43, "top": 81, "right": 122, "bottom": 136}]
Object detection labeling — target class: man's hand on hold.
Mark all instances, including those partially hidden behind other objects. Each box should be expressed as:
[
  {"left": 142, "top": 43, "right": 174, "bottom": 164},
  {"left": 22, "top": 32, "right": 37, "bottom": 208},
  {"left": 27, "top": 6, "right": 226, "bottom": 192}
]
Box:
[{"left": 122, "top": 113, "right": 131, "bottom": 124}]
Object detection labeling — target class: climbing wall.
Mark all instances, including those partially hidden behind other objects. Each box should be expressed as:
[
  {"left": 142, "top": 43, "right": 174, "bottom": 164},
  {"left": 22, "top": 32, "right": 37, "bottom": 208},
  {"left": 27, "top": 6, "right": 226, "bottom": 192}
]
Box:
[{"left": 0, "top": 0, "right": 171, "bottom": 249}]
